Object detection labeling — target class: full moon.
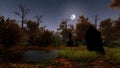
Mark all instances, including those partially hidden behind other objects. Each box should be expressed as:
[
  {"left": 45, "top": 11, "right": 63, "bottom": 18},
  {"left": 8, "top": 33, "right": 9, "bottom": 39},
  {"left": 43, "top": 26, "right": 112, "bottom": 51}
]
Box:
[{"left": 71, "top": 14, "right": 76, "bottom": 20}]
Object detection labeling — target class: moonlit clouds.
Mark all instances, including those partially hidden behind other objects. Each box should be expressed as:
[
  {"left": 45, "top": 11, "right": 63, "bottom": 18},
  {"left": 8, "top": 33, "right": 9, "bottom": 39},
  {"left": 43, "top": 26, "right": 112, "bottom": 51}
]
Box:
[
  {"left": 71, "top": 14, "right": 76, "bottom": 20},
  {"left": 0, "top": 0, "right": 119, "bottom": 31}
]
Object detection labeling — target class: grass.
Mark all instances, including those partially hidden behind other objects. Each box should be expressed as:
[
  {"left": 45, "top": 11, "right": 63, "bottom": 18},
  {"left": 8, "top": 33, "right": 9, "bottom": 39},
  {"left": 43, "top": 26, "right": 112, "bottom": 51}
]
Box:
[
  {"left": 105, "top": 47, "right": 120, "bottom": 64},
  {"left": 57, "top": 46, "right": 120, "bottom": 65},
  {"left": 1, "top": 45, "right": 120, "bottom": 67},
  {"left": 57, "top": 46, "right": 99, "bottom": 62}
]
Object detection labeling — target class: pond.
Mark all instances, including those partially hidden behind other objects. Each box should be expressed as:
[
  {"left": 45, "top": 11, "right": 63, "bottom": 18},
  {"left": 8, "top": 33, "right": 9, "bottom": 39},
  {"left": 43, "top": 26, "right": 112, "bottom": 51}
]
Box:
[{"left": 22, "top": 50, "right": 59, "bottom": 62}]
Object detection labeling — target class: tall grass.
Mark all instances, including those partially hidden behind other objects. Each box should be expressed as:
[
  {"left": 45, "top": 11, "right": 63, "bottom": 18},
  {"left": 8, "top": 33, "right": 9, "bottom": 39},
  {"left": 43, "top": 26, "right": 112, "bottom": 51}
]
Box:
[
  {"left": 57, "top": 47, "right": 99, "bottom": 62},
  {"left": 105, "top": 47, "right": 120, "bottom": 64}
]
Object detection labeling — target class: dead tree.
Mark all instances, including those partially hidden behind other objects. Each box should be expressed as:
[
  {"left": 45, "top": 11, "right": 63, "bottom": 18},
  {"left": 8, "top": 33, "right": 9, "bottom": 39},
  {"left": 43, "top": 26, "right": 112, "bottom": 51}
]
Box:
[{"left": 14, "top": 4, "right": 30, "bottom": 28}]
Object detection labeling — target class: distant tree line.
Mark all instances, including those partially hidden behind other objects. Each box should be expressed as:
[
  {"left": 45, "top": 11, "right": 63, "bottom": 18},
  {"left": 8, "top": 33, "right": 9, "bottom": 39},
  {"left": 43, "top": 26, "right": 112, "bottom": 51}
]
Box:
[
  {"left": 0, "top": 3, "right": 120, "bottom": 48},
  {"left": 0, "top": 15, "right": 120, "bottom": 48}
]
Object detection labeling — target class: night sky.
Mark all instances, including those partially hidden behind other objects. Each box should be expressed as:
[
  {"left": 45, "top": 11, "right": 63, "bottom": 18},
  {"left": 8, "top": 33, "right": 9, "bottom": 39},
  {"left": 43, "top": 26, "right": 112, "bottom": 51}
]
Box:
[{"left": 0, "top": 0, "right": 119, "bottom": 31}]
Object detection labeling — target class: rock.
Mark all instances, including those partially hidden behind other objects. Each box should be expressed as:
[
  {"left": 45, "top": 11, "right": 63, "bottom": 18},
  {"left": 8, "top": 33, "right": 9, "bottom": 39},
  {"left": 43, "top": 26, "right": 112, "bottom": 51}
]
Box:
[{"left": 85, "top": 25, "right": 105, "bottom": 54}]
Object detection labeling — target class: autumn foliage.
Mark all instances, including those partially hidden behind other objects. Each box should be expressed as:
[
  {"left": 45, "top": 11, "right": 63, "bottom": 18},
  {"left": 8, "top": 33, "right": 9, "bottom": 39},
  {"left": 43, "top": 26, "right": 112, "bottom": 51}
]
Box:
[
  {"left": 26, "top": 20, "right": 54, "bottom": 46},
  {"left": 0, "top": 17, "right": 23, "bottom": 47},
  {"left": 99, "top": 18, "right": 120, "bottom": 46},
  {"left": 109, "top": 0, "right": 120, "bottom": 9},
  {"left": 76, "top": 16, "right": 90, "bottom": 43}
]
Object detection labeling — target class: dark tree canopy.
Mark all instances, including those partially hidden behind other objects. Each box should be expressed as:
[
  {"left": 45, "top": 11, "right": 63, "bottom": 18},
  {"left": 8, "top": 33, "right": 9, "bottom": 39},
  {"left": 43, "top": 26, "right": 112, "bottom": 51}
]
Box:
[
  {"left": 0, "top": 17, "right": 23, "bottom": 47},
  {"left": 14, "top": 4, "right": 30, "bottom": 28}
]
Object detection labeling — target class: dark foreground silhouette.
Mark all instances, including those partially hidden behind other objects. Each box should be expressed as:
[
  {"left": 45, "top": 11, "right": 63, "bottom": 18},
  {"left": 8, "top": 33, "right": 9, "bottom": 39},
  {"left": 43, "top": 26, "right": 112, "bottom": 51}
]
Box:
[{"left": 85, "top": 25, "right": 105, "bottom": 54}]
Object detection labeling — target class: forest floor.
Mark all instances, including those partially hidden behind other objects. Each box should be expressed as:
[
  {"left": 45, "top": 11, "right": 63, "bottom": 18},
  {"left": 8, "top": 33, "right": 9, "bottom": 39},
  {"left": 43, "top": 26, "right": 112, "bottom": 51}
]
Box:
[{"left": 0, "top": 45, "right": 120, "bottom": 68}]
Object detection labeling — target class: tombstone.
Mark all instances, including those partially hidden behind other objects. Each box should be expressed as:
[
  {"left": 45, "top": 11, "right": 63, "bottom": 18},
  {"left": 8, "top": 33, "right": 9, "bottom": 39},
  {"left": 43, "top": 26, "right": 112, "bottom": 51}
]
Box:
[
  {"left": 85, "top": 25, "right": 105, "bottom": 54},
  {"left": 66, "top": 33, "right": 74, "bottom": 46}
]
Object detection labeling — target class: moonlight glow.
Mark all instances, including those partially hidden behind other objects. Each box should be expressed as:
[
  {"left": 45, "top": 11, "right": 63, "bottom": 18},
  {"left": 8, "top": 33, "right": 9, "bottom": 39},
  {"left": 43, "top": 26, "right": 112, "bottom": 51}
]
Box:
[{"left": 71, "top": 14, "right": 76, "bottom": 20}]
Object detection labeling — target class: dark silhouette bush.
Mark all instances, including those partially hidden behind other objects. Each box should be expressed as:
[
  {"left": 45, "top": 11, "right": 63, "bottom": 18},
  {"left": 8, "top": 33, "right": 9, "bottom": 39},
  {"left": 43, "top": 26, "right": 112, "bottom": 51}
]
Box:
[
  {"left": 52, "top": 33, "right": 64, "bottom": 46},
  {"left": 0, "top": 18, "right": 23, "bottom": 47},
  {"left": 26, "top": 20, "right": 54, "bottom": 46},
  {"left": 28, "top": 30, "right": 54, "bottom": 46},
  {"left": 41, "top": 30, "right": 54, "bottom": 46}
]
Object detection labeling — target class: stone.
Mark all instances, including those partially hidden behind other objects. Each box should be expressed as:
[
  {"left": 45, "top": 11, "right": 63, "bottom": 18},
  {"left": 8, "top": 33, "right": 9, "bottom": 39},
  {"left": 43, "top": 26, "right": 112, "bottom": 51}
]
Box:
[{"left": 85, "top": 25, "right": 105, "bottom": 54}]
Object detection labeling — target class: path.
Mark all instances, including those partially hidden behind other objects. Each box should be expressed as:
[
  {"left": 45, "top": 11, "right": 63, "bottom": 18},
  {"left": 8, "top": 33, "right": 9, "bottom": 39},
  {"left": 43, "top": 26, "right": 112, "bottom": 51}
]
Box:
[
  {"left": 56, "top": 56, "right": 120, "bottom": 68},
  {"left": 87, "top": 56, "right": 120, "bottom": 68}
]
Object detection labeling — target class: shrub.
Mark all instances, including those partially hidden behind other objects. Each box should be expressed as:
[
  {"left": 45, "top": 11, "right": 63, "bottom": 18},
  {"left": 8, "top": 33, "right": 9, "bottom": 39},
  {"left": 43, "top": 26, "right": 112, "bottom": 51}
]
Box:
[
  {"left": 52, "top": 33, "right": 64, "bottom": 46},
  {"left": 111, "top": 40, "right": 120, "bottom": 47},
  {"left": 105, "top": 47, "right": 120, "bottom": 64},
  {"left": 0, "top": 19, "right": 23, "bottom": 47},
  {"left": 40, "top": 30, "right": 54, "bottom": 46},
  {"left": 26, "top": 20, "right": 54, "bottom": 46},
  {"left": 28, "top": 30, "right": 54, "bottom": 46}
]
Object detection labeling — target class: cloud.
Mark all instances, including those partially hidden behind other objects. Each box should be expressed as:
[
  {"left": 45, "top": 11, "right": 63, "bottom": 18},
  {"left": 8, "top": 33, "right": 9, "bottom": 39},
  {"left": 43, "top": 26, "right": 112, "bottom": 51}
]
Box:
[{"left": 109, "top": 0, "right": 120, "bottom": 9}]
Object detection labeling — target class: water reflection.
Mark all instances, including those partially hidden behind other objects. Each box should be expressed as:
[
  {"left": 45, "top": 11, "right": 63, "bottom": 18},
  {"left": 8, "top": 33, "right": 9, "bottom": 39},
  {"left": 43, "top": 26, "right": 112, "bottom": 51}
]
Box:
[{"left": 23, "top": 50, "right": 58, "bottom": 62}]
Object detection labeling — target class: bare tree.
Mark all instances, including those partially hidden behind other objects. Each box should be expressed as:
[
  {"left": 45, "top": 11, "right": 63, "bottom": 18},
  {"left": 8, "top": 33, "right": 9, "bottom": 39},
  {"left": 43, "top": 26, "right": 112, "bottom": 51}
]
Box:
[
  {"left": 14, "top": 4, "right": 30, "bottom": 28},
  {"left": 94, "top": 14, "right": 100, "bottom": 28},
  {"left": 0, "top": 14, "right": 4, "bottom": 24},
  {"left": 34, "top": 15, "right": 42, "bottom": 26},
  {"left": 57, "top": 19, "right": 74, "bottom": 42}
]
